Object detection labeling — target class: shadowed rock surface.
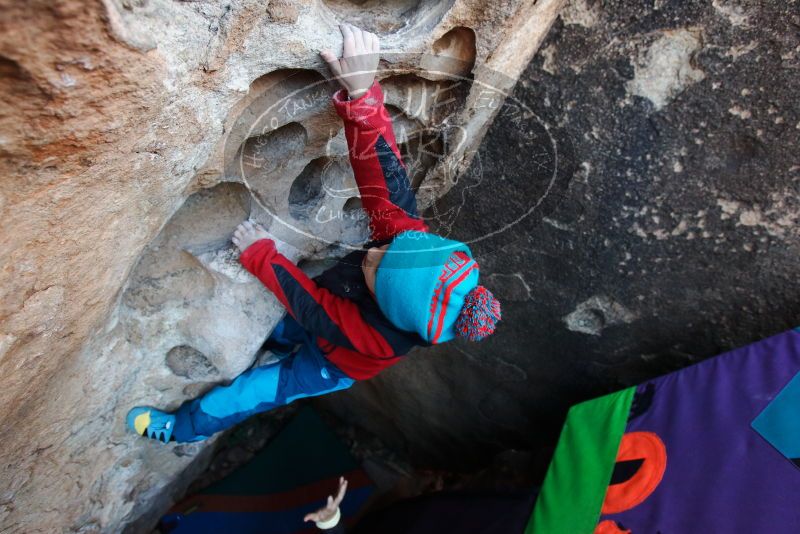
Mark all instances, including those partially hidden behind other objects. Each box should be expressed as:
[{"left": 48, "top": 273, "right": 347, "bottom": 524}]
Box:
[{"left": 320, "top": 0, "right": 800, "bottom": 468}]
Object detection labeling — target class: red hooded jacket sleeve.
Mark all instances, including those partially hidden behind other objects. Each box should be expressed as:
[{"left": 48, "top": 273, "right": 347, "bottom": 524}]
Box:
[{"left": 331, "top": 80, "right": 429, "bottom": 241}]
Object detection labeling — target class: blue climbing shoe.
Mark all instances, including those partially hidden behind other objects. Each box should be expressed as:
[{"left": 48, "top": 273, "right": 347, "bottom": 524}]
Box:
[{"left": 126, "top": 406, "right": 176, "bottom": 443}]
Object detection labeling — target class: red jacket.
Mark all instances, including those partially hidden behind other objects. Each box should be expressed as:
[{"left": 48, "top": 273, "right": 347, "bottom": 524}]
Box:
[{"left": 240, "top": 80, "right": 430, "bottom": 379}]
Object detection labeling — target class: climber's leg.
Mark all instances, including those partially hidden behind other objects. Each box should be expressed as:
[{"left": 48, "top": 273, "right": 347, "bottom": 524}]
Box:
[
  {"left": 263, "top": 314, "right": 307, "bottom": 355},
  {"left": 169, "top": 342, "right": 354, "bottom": 442}
]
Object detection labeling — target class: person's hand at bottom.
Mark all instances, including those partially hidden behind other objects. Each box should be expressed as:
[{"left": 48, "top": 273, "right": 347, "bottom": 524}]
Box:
[{"left": 304, "top": 476, "right": 348, "bottom": 526}]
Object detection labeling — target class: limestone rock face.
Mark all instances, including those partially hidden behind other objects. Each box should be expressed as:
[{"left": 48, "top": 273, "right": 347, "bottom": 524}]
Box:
[{"left": 0, "top": 0, "right": 562, "bottom": 531}]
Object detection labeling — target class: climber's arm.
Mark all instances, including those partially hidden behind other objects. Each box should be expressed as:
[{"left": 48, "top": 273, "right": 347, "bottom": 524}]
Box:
[
  {"left": 331, "top": 80, "right": 428, "bottom": 241},
  {"left": 321, "top": 22, "right": 428, "bottom": 242},
  {"left": 239, "top": 239, "right": 396, "bottom": 358}
]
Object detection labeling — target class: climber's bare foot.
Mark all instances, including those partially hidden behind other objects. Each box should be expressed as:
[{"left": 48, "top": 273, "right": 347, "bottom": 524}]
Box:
[{"left": 232, "top": 220, "right": 271, "bottom": 253}]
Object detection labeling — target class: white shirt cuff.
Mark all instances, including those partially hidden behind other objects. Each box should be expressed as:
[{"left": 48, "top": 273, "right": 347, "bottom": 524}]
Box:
[{"left": 315, "top": 506, "right": 341, "bottom": 530}]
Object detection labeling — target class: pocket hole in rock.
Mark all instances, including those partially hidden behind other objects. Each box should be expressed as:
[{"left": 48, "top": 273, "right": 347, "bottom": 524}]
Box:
[
  {"left": 225, "top": 69, "right": 325, "bottom": 157},
  {"left": 421, "top": 26, "right": 477, "bottom": 78},
  {"left": 166, "top": 345, "right": 219, "bottom": 380},
  {"left": 122, "top": 183, "right": 251, "bottom": 312},
  {"left": 343, "top": 197, "right": 363, "bottom": 212},
  {"left": 237, "top": 122, "right": 308, "bottom": 183},
  {"left": 381, "top": 74, "right": 468, "bottom": 124},
  {"left": 288, "top": 157, "right": 334, "bottom": 220}
]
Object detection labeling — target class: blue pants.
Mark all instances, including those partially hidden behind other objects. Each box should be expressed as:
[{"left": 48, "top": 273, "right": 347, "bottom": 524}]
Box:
[{"left": 172, "top": 316, "right": 354, "bottom": 442}]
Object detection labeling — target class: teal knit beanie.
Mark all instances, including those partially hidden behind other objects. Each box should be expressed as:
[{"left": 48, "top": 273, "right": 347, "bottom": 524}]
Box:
[{"left": 374, "top": 230, "right": 501, "bottom": 344}]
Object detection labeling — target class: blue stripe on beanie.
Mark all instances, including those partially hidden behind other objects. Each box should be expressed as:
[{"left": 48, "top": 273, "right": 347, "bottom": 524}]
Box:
[{"left": 374, "top": 230, "right": 479, "bottom": 343}]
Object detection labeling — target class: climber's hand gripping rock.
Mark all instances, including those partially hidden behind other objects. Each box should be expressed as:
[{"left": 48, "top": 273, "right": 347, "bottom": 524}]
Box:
[
  {"left": 232, "top": 220, "right": 302, "bottom": 263},
  {"left": 319, "top": 23, "right": 380, "bottom": 99}
]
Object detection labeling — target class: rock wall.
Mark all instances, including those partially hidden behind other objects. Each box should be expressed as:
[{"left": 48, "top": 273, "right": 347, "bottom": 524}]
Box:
[
  {"left": 0, "top": 0, "right": 563, "bottom": 531},
  {"left": 320, "top": 0, "right": 800, "bottom": 467}
]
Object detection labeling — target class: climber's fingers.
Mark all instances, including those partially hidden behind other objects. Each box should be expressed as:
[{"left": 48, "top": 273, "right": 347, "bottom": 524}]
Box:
[
  {"left": 234, "top": 221, "right": 258, "bottom": 242},
  {"left": 340, "top": 23, "right": 355, "bottom": 57},
  {"left": 320, "top": 49, "right": 343, "bottom": 79},
  {"left": 369, "top": 31, "right": 379, "bottom": 53},
  {"left": 319, "top": 49, "right": 336, "bottom": 62},
  {"left": 350, "top": 23, "right": 366, "bottom": 53},
  {"left": 333, "top": 477, "right": 348, "bottom": 506}
]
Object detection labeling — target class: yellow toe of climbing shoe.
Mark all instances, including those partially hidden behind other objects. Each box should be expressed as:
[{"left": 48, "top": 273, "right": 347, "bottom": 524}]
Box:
[{"left": 126, "top": 406, "right": 175, "bottom": 443}]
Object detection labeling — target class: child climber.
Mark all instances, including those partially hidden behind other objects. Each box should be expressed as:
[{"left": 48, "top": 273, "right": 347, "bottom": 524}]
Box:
[{"left": 127, "top": 23, "right": 502, "bottom": 444}]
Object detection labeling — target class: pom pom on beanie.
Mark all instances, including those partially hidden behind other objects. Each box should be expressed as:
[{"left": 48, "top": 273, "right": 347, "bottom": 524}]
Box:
[{"left": 455, "top": 286, "right": 501, "bottom": 341}]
